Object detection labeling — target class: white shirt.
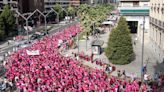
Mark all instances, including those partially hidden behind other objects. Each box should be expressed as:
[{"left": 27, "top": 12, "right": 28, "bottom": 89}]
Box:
[
  {"left": 109, "top": 66, "right": 112, "bottom": 71},
  {"left": 144, "top": 74, "right": 148, "bottom": 80},
  {"left": 58, "top": 40, "right": 63, "bottom": 46}
]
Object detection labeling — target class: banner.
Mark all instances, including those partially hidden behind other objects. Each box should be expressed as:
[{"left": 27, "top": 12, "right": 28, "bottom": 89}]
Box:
[{"left": 26, "top": 50, "right": 40, "bottom": 55}]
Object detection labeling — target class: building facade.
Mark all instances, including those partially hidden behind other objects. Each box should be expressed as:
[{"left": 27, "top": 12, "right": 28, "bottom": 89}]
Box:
[
  {"left": 118, "top": 0, "right": 149, "bottom": 41},
  {"left": 0, "top": 0, "right": 18, "bottom": 11},
  {"left": 18, "top": 0, "right": 44, "bottom": 13},
  {"left": 70, "top": 0, "right": 80, "bottom": 6},
  {"left": 149, "top": 0, "right": 164, "bottom": 62},
  {"left": 80, "top": 0, "right": 90, "bottom": 4},
  {"left": 29, "top": 0, "right": 44, "bottom": 12},
  {"left": 44, "top": 0, "right": 80, "bottom": 12}
]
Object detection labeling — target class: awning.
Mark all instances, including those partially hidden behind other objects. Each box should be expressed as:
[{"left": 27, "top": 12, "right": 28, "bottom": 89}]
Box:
[
  {"left": 102, "top": 21, "right": 114, "bottom": 26},
  {"left": 91, "top": 40, "right": 104, "bottom": 46}
]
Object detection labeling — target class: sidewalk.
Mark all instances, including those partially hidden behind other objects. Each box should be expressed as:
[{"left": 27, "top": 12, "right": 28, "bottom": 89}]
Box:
[
  {"left": 63, "top": 30, "right": 111, "bottom": 70},
  {"left": 63, "top": 30, "right": 157, "bottom": 78}
]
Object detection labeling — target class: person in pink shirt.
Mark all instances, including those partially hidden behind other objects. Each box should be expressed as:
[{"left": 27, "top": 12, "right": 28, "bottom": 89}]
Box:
[{"left": 4, "top": 23, "right": 152, "bottom": 91}]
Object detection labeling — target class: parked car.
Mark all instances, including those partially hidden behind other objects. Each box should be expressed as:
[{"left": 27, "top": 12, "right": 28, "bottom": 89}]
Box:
[
  {"left": 30, "top": 32, "right": 46, "bottom": 40},
  {"left": 15, "top": 40, "right": 28, "bottom": 47}
]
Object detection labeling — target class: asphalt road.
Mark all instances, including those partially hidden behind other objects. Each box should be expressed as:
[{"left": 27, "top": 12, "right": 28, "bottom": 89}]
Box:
[{"left": 0, "top": 21, "right": 78, "bottom": 61}]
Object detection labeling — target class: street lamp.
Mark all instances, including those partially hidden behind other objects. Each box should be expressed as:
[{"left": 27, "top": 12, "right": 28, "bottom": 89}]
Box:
[
  {"left": 76, "top": 9, "right": 80, "bottom": 59},
  {"left": 77, "top": 31, "right": 80, "bottom": 60},
  {"left": 19, "top": 9, "right": 59, "bottom": 36},
  {"left": 15, "top": 10, "right": 44, "bottom": 43},
  {"left": 14, "top": 13, "right": 19, "bottom": 35},
  {"left": 49, "top": 8, "right": 59, "bottom": 24},
  {"left": 29, "top": 9, "right": 48, "bottom": 34},
  {"left": 15, "top": 11, "right": 31, "bottom": 43},
  {"left": 43, "top": 8, "right": 59, "bottom": 34},
  {"left": 141, "top": 15, "right": 145, "bottom": 81},
  {"left": 62, "top": 8, "right": 68, "bottom": 22}
]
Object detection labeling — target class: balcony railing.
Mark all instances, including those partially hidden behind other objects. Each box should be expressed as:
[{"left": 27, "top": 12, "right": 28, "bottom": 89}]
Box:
[{"left": 150, "top": 17, "right": 164, "bottom": 30}]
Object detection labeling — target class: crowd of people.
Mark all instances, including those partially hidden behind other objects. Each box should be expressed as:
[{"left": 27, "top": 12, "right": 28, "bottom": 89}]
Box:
[{"left": 2, "top": 23, "right": 163, "bottom": 91}]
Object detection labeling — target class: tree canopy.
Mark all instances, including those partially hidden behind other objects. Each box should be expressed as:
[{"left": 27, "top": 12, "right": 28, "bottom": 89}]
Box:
[
  {"left": 0, "top": 16, "right": 5, "bottom": 40},
  {"left": 67, "top": 5, "right": 75, "bottom": 17},
  {"left": 53, "top": 4, "right": 64, "bottom": 20},
  {"left": 105, "top": 16, "right": 134, "bottom": 65},
  {"left": 78, "top": 4, "right": 114, "bottom": 39},
  {"left": 0, "top": 5, "right": 16, "bottom": 40}
]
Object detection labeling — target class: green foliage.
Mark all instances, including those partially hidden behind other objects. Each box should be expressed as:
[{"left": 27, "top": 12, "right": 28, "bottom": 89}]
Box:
[
  {"left": 78, "top": 4, "right": 114, "bottom": 37},
  {"left": 0, "top": 16, "right": 5, "bottom": 40},
  {"left": 67, "top": 5, "right": 75, "bottom": 16},
  {"left": 0, "top": 5, "right": 16, "bottom": 40},
  {"left": 53, "top": 4, "right": 63, "bottom": 19},
  {"left": 105, "top": 16, "right": 134, "bottom": 65}
]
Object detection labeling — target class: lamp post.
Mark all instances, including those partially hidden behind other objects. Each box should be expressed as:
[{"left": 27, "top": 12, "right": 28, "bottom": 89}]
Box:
[
  {"left": 141, "top": 15, "right": 145, "bottom": 81},
  {"left": 16, "top": 10, "right": 43, "bottom": 43},
  {"left": 44, "top": 8, "right": 59, "bottom": 34},
  {"left": 62, "top": 8, "right": 68, "bottom": 22},
  {"left": 77, "top": 32, "right": 79, "bottom": 59},
  {"left": 49, "top": 8, "right": 60, "bottom": 23},
  {"left": 15, "top": 11, "right": 31, "bottom": 42},
  {"left": 77, "top": 9, "right": 80, "bottom": 59},
  {"left": 27, "top": 9, "right": 59, "bottom": 35}
]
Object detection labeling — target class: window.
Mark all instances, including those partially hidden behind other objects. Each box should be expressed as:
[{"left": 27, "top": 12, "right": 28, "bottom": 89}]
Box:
[
  {"left": 143, "top": 4, "right": 148, "bottom": 6},
  {"left": 162, "top": 4, "right": 164, "bottom": 14},
  {"left": 159, "top": 32, "right": 161, "bottom": 47},
  {"left": 159, "top": 20, "right": 161, "bottom": 27},
  {"left": 157, "top": 4, "right": 160, "bottom": 13},
  {"left": 154, "top": 4, "right": 156, "bottom": 12},
  {"left": 156, "top": 30, "right": 157, "bottom": 42},
  {"left": 133, "top": 1, "right": 139, "bottom": 7},
  {"left": 151, "top": 4, "right": 153, "bottom": 11},
  {"left": 155, "top": 19, "right": 157, "bottom": 24},
  {"left": 152, "top": 17, "right": 154, "bottom": 23}
]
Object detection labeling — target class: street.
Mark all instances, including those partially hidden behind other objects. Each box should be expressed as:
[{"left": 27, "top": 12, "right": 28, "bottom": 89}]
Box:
[{"left": 0, "top": 21, "right": 78, "bottom": 63}]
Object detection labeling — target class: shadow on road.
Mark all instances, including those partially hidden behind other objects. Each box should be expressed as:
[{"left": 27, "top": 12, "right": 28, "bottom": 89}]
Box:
[
  {"left": 0, "top": 65, "right": 7, "bottom": 77},
  {"left": 154, "top": 61, "right": 164, "bottom": 75}
]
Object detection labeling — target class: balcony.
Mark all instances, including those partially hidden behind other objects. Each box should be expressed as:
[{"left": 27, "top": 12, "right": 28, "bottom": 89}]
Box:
[
  {"left": 118, "top": 6, "right": 149, "bottom": 16},
  {"left": 150, "top": 17, "right": 164, "bottom": 30}
]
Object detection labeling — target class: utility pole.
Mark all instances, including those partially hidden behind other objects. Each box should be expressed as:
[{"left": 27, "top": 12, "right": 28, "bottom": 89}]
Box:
[
  {"left": 25, "top": 20, "right": 29, "bottom": 42},
  {"left": 86, "top": 32, "right": 87, "bottom": 51},
  {"left": 77, "top": 32, "right": 79, "bottom": 58},
  {"left": 141, "top": 15, "right": 145, "bottom": 81},
  {"left": 77, "top": 10, "right": 80, "bottom": 60}
]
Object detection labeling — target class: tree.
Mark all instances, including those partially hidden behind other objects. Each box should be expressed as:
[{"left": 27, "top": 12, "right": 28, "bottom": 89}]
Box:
[
  {"left": 0, "top": 5, "right": 16, "bottom": 37},
  {"left": 67, "top": 5, "right": 75, "bottom": 17},
  {"left": 78, "top": 4, "right": 114, "bottom": 39},
  {"left": 0, "top": 16, "right": 5, "bottom": 40},
  {"left": 105, "top": 16, "right": 134, "bottom": 65},
  {"left": 53, "top": 4, "right": 63, "bottom": 20}
]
